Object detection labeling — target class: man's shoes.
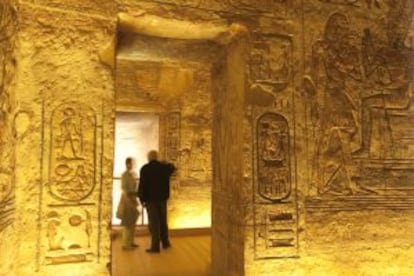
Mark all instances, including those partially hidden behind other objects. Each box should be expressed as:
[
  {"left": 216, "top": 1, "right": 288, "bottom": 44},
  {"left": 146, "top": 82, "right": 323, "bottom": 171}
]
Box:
[
  {"left": 162, "top": 243, "right": 171, "bottom": 249},
  {"left": 146, "top": 248, "right": 160, "bottom": 254}
]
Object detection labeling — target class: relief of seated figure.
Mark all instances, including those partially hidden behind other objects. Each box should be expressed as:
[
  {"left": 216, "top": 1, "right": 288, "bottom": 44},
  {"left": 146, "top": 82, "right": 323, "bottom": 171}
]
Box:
[{"left": 353, "top": 28, "right": 413, "bottom": 159}]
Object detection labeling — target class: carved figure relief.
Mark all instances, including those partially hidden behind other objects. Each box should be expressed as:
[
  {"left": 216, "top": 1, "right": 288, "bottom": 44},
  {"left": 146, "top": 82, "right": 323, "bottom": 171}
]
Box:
[
  {"left": 305, "top": 3, "right": 414, "bottom": 198},
  {"left": 45, "top": 209, "right": 93, "bottom": 265},
  {"left": 39, "top": 100, "right": 102, "bottom": 268},
  {"left": 257, "top": 113, "right": 291, "bottom": 201},
  {"left": 49, "top": 103, "right": 97, "bottom": 202},
  {"left": 250, "top": 36, "right": 292, "bottom": 92},
  {"left": 306, "top": 12, "right": 368, "bottom": 196}
]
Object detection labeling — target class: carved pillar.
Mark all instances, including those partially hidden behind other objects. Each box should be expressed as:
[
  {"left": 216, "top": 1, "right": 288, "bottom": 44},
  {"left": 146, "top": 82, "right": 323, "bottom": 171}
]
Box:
[
  {"left": 211, "top": 36, "right": 249, "bottom": 275},
  {"left": 10, "top": 2, "right": 117, "bottom": 275}
]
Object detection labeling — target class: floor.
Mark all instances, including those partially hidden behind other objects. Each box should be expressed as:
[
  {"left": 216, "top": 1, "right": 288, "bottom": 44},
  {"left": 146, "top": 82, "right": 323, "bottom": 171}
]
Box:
[{"left": 111, "top": 233, "right": 211, "bottom": 276}]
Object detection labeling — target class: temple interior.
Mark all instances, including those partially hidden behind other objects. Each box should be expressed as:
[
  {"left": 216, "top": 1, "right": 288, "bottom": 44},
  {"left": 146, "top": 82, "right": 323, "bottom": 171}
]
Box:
[{"left": 0, "top": 0, "right": 413, "bottom": 275}]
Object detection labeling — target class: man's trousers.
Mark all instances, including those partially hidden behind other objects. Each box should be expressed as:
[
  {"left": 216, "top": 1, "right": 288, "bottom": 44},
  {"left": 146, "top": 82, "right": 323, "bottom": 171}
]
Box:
[{"left": 146, "top": 201, "right": 170, "bottom": 250}]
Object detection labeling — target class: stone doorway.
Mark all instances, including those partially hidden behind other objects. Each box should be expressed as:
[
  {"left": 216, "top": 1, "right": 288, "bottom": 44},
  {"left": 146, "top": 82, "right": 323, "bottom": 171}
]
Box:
[
  {"left": 112, "top": 111, "right": 159, "bottom": 227},
  {"left": 110, "top": 12, "right": 249, "bottom": 275}
]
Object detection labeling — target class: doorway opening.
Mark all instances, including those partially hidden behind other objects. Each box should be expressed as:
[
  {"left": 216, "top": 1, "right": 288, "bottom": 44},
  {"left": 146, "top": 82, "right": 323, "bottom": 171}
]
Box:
[
  {"left": 111, "top": 31, "right": 216, "bottom": 275},
  {"left": 110, "top": 13, "right": 248, "bottom": 276},
  {"left": 112, "top": 112, "right": 159, "bottom": 226}
]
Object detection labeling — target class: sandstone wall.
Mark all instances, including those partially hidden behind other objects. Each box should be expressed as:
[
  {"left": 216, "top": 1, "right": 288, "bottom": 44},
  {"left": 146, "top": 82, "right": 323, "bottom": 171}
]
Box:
[
  {"left": 0, "top": 0, "right": 413, "bottom": 275},
  {"left": 118, "top": 0, "right": 414, "bottom": 275},
  {"left": 1, "top": 1, "right": 117, "bottom": 275},
  {"left": 0, "top": 0, "right": 18, "bottom": 274}
]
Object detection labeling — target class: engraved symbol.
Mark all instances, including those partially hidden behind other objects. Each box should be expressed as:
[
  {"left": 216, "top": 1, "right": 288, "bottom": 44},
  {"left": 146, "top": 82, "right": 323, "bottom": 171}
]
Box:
[
  {"left": 58, "top": 107, "right": 84, "bottom": 160},
  {"left": 257, "top": 113, "right": 291, "bottom": 201},
  {"left": 49, "top": 103, "right": 97, "bottom": 202}
]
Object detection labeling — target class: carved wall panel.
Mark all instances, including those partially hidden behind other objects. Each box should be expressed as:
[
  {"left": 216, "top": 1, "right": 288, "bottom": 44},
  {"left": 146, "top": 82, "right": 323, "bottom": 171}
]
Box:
[
  {"left": 49, "top": 103, "right": 97, "bottom": 202},
  {"left": 257, "top": 113, "right": 291, "bottom": 201},
  {"left": 304, "top": 3, "right": 414, "bottom": 210},
  {"left": 254, "top": 112, "right": 298, "bottom": 259},
  {"left": 249, "top": 27, "right": 298, "bottom": 259},
  {"left": 250, "top": 35, "right": 292, "bottom": 93},
  {"left": 39, "top": 101, "right": 103, "bottom": 267},
  {"left": 164, "top": 112, "right": 181, "bottom": 164}
]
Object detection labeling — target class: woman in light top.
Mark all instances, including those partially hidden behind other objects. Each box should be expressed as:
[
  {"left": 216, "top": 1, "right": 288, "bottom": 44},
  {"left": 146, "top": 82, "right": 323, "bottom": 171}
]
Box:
[{"left": 117, "top": 157, "right": 140, "bottom": 250}]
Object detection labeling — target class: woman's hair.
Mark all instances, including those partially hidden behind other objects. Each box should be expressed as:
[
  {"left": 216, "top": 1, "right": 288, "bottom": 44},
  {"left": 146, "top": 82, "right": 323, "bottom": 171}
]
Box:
[{"left": 125, "top": 157, "right": 133, "bottom": 165}]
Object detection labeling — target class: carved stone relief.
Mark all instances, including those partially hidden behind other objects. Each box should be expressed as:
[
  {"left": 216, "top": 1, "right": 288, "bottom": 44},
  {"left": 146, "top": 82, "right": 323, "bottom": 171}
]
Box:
[
  {"left": 254, "top": 112, "right": 298, "bottom": 259},
  {"left": 257, "top": 113, "right": 291, "bottom": 201},
  {"left": 40, "top": 101, "right": 103, "bottom": 266},
  {"left": 44, "top": 208, "right": 94, "bottom": 265},
  {"left": 304, "top": 3, "right": 414, "bottom": 205},
  {"left": 250, "top": 35, "right": 292, "bottom": 93},
  {"left": 164, "top": 112, "right": 180, "bottom": 164},
  {"left": 49, "top": 103, "right": 97, "bottom": 202}
]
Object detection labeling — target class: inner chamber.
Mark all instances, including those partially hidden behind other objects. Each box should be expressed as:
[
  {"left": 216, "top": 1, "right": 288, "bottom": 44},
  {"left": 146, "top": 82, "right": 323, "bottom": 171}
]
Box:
[{"left": 112, "top": 32, "right": 216, "bottom": 230}]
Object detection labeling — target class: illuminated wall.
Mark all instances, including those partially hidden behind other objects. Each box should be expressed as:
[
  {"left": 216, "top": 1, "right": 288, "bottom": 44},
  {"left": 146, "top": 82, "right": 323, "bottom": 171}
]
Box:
[
  {"left": 1, "top": 0, "right": 413, "bottom": 275},
  {"left": 0, "top": 1, "right": 117, "bottom": 275}
]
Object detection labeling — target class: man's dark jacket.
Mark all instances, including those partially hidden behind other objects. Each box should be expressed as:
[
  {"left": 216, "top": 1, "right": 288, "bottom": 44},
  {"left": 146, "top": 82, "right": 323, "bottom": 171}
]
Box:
[{"left": 138, "top": 160, "right": 175, "bottom": 203}]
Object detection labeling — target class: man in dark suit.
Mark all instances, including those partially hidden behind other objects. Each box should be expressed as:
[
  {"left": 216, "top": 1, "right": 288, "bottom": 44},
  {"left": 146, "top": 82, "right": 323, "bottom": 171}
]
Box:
[{"left": 138, "top": 150, "right": 176, "bottom": 253}]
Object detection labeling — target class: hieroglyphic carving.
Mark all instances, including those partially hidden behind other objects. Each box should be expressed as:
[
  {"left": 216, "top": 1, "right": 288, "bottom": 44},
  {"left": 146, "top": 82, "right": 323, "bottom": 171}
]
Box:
[
  {"left": 257, "top": 113, "right": 291, "bottom": 201},
  {"left": 39, "top": 101, "right": 103, "bottom": 267},
  {"left": 254, "top": 206, "right": 298, "bottom": 259},
  {"left": 0, "top": 1, "right": 16, "bottom": 233},
  {"left": 45, "top": 208, "right": 93, "bottom": 265},
  {"left": 165, "top": 112, "right": 180, "bottom": 164},
  {"left": 305, "top": 5, "right": 414, "bottom": 200},
  {"left": 250, "top": 35, "right": 292, "bottom": 92},
  {"left": 49, "top": 103, "right": 97, "bottom": 202},
  {"left": 254, "top": 112, "right": 298, "bottom": 259}
]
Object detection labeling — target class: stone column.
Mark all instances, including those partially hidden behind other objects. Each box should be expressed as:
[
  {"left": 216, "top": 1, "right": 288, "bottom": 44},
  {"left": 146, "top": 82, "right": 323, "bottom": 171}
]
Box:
[
  {"left": 211, "top": 36, "right": 249, "bottom": 276},
  {"left": 6, "top": 2, "right": 117, "bottom": 275}
]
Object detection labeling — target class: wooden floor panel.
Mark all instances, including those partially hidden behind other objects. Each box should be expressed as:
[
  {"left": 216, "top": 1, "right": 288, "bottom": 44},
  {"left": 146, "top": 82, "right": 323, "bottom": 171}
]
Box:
[{"left": 112, "top": 235, "right": 211, "bottom": 276}]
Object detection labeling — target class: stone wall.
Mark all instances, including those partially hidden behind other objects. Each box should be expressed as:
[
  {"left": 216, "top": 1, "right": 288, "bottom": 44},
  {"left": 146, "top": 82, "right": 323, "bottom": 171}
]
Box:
[
  {"left": 0, "top": 0, "right": 413, "bottom": 275},
  {"left": 1, "top": 1, "right": 117, "bottom": 275},
  {"left": 119, "top": 0, "right": 414, "bottom": 275},
  {"left": 0, "top": 0, "right": 18, "bottom": 273}
]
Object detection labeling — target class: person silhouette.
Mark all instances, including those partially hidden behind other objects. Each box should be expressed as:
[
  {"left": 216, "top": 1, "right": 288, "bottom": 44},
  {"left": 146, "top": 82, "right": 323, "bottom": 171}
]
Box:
[{"left": 138, "top": 150, "right": 175, "bottom": 253}]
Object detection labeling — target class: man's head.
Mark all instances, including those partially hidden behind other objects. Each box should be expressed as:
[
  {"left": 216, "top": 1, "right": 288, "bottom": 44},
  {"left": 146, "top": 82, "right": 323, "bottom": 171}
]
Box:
[
  {"left": 125, "top": 157, "right": 135, "bottom": 170},
  {"left": 147, "top": 150, "right": 158, "bottom": 162}
]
